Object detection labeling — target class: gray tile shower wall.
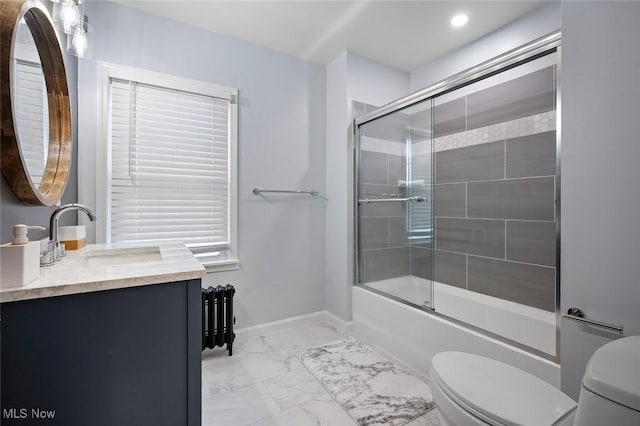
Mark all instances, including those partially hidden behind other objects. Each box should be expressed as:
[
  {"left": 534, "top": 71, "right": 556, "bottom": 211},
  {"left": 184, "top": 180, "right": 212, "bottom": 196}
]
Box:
[
  {"left": 467, "top": 256, "right": 556, "bottom": 312},
  {"left": 362, "top": 247, "right": 411, "bottom": 282},
  {"left": 466, "top": 67, "right": 555, "bottom": 130},
  {"left": 430, "top": 66, "right": 557, "bottom": 312},
  {"left": 506, "top": 131, "right": 556, "bottom": 178},
  {"left": 467, "top": 177, "right": 555, "bottom": 221},
  {"left": 506, "top": 221, "right": 556, "bottom": 267},
  {"left": 434, "top": 183, "right": 466, "bottom": 217},
  {"left": 435, "top": 141, "right": 505, "bottom": 184},
  {"left": 436, "top": 218, "right": 505, "bottom": 258},
  {"left": 358, "top": 99, "right": 411, "bottom": 283},
  {"left": 411, "top": 247, "right": 433, "bottom": 281},
  {"left": 433, "top": 250, "right": 467, "bottom": 289},
  {"left": 434, "top": 97, "right": 466, "bottom": 138}
]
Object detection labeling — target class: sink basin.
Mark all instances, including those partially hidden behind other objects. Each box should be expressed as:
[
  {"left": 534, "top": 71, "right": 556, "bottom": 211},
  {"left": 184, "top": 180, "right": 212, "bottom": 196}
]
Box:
[{"left": 75, "top": 246, "right": 162, "bottom": 267}]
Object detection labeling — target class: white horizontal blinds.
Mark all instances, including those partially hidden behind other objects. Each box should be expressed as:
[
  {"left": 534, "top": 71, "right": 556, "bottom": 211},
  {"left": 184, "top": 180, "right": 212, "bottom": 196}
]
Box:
[
  {"left": 14, "top": 60, "right": 48, "bottom": 187},
  {"left": 109, "top": 78, "right": 230, "bottom": 251}
]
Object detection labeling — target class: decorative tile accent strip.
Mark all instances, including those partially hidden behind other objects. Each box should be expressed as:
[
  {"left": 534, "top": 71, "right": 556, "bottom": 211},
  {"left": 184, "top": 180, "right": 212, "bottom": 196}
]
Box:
[
  {"left": 361, "top": 136, "right": 406, "bottom": 156},
  {"left": 424, "top": 110, "right": 557, "bottom": 154},
  {"left": 297, "top": 338, "right": 435, "bottom": 426},
  {"left": 434, "top": 121, "right": 506, "bottom": 153},
  {"left": 505, "top": 110, "right": 556, "bottom": 140}
]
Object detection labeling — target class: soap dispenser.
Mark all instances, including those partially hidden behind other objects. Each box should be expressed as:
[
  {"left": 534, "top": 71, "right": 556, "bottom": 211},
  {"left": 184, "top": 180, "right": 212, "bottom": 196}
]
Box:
[{"left": 1, "top": 224, "right": 46, "bottom": 288}]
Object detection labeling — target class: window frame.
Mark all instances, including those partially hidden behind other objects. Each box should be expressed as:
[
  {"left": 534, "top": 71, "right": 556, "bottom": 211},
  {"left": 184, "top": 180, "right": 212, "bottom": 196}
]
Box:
[{"left": 96, "top": 63, "right": 238, "bottom": 272}]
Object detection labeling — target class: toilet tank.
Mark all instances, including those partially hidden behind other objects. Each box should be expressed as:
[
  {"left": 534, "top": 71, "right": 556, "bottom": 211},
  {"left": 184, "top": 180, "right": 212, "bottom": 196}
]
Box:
[{"left": 574, "top": 336, "right": 640, "bottom": 426}]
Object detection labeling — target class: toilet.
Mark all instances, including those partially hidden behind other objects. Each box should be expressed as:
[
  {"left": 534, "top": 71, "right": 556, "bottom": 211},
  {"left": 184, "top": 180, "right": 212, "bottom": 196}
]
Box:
[{"left": 430, "top": 336, "right": 640, "bottom": 426}]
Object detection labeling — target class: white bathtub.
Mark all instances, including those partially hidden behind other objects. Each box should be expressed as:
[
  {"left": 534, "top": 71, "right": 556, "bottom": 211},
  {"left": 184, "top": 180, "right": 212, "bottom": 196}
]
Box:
[
  {"left": 365, "top": 276, "right": 556, "bottom": 356},
  {"left": 353, "top": 278, "right": 560, "bottom": 387}
]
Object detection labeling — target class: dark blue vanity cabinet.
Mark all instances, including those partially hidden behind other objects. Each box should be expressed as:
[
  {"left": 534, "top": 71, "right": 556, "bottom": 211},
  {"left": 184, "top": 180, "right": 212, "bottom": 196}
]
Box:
[{"left": 0, "top": 279, "right": 202, "bottom": 426}]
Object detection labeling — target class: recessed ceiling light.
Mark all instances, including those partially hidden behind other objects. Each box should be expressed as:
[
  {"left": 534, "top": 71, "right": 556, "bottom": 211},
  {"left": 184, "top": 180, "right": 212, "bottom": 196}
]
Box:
[{"left": 451, "top": 14, "right": 469, "bottom": 28}]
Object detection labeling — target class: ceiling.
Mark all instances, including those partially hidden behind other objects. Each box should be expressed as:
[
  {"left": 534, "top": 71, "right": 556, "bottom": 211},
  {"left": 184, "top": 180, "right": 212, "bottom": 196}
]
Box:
[{"left": 114, "top": 1, "right": 548, "bottom": 71}]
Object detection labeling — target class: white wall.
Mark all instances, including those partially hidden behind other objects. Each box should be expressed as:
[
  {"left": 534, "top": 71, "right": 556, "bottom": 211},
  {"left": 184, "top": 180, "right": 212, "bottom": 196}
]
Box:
[
  {"left": 410, "top": 2, "right": 560, "bottom": 92},
  {"left": 78, "top": 1, "right": 327, "bottom": 327},
  {"left": 347, "top": 53, "right": 411, "bottom": 107},
  {"left": 324, "top": 52, "right": 351, "bottom": 320},
  {"left": 324, "top": 52, "right": 409, "bottom": 320},
  {"left": 560, "top": 0, "right": 640, "bottom": 399}
]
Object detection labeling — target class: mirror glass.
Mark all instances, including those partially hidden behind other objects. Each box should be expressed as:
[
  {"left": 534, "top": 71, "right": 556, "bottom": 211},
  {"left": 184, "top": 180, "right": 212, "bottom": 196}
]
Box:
[{"left": 13, "top": 18, "right": 49, "bottom": 188}]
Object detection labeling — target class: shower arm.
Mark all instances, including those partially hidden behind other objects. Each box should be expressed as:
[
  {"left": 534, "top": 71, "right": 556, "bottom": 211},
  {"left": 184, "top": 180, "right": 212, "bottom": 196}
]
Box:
[{"left": 358, "top": 196, "right": 426, "bottom": 204}]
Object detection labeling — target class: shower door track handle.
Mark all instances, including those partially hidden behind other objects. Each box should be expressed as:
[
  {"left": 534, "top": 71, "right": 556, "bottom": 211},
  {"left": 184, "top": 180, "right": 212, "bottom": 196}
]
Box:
[
  {"left": 561, "top": 308, "right": 624, "bottom": 334},
  {"left": 358, "top": 196, "right": 426, "bottom": 204}
]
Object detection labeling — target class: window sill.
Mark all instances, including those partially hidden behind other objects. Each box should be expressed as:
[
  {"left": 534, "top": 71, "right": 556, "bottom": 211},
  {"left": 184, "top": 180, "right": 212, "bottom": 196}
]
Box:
[{"left": 203, "top": 258, "right": 239, "bottom": 273}]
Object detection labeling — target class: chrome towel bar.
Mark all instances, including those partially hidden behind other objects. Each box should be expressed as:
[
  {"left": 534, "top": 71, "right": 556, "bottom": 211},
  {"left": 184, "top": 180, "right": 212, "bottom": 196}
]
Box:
[
  {"left": 562, "top": 307, "right": 624, "bottom": 334},
  {"left": 252, "top": 188, "right": 319, "bottom": 196},
  {"left": 358, "top": 196, "right": 426, "bottom": 204}
]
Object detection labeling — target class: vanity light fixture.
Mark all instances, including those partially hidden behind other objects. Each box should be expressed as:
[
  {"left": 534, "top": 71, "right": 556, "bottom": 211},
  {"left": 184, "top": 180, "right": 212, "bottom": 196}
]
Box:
[
  {"left": 50, "top": 0, "right": 92, "bottom": 58},
  {"left": 66, "top": 15, "right": 93, "bottom": 58},
  {"left": 59, "top": 0, "right": 79, "bottom": 34},
  {"left": 450, "top": 13, "right": 469, "bottom": 28}
]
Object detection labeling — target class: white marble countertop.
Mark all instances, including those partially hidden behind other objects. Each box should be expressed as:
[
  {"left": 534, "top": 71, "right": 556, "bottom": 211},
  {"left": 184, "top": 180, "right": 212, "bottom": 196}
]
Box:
[{"left": 0, "top": 243, "right": 206, "bottom": 303}]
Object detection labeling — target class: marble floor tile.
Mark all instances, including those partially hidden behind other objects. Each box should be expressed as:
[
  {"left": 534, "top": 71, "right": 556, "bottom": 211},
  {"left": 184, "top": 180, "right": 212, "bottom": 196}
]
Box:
[
  {"left": 201, "top": 382, "right": 279, "bottom": 425},
  {"left": 250, "top": 393, "right": 356, "bottom": 426},
  {"left": 406, "top": 409, "right": 452, "bottom": 426},
  {"left": 239, "top": 326, "right": 321, "bottom": 355},
  {"left": 262, "top": 368, "right": 327, "bottom": 411},
  {"left": 202, "top": 321, "right": 439, "bottom": 426},
  {"left": 306, "top": 321, "right": 350, "bottom": 343},
  {"left": 202, "top": 349, "right": 304, "bottom": 395}
]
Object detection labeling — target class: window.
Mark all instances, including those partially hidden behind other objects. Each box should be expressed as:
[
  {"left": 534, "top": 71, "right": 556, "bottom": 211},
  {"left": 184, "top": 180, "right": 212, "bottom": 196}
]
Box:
[{"left": 98, "top": 64, "right": 238, "bottom": 271}]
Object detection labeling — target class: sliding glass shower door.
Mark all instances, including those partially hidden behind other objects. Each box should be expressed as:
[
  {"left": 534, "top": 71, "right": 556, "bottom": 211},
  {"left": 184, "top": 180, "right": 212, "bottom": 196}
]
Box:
[
  {"left": 355, "top": 100, "right": 434, "bottom": 308},
  {"left": 354, "top": 44, "right": 559, "bottom": 358}
]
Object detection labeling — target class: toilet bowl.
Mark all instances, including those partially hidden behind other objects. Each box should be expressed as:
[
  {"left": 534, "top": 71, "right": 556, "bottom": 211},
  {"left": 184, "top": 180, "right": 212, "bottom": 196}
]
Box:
[{"left": 430, "top": 336, "right": 640, "bottom": 426}]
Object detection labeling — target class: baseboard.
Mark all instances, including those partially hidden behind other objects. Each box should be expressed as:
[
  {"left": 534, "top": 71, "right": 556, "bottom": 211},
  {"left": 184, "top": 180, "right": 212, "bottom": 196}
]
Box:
[{"left": 235, "top": 310, "right": 353, "bottom": 341}]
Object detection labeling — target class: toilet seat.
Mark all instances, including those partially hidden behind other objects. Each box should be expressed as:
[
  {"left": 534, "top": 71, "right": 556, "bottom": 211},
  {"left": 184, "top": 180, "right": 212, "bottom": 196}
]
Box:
[{"left": 431, "top": 352, "right": 577, "bottom": 426}]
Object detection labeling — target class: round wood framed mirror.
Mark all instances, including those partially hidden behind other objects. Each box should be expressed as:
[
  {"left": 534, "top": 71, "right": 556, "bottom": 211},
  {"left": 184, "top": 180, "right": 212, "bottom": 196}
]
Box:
[{"left": 1, "top": 0, "right": 72, "bottom": 206}]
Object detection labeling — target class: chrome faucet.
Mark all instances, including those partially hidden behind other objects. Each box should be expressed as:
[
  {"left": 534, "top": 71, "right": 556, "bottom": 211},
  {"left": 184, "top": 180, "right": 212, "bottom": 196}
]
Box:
[{"left": 49, "top": 203, "right": 97, "bottom": 261}]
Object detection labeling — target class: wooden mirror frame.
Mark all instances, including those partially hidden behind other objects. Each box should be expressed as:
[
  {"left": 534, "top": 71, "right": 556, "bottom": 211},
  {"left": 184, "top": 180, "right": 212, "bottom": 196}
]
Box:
[{"left": 1, "top": 0, "right": 72, "bottom": 206}]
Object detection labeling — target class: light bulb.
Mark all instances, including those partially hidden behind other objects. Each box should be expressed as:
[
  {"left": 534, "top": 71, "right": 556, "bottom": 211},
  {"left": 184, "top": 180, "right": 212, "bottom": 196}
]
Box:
[
  {"left": 451, "top": 14, "right": 469, "bottom": 28},
  {"left": 71, "top": 29, "right": 87, "bottom": 57},
  {"left": 61, "top": 1, "right": 79, "bottom": 34}
]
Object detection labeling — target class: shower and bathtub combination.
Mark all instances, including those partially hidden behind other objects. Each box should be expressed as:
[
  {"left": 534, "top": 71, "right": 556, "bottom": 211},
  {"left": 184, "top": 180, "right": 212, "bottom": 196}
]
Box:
[{"left": 352, "top": 33, "right": 562, "bottom": 385}]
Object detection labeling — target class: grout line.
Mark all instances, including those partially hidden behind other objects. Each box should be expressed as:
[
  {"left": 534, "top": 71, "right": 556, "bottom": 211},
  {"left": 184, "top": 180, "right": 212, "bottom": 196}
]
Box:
[
  {"left": 433, "top": 181, "right": 464, "bottom": 187},
  {"left": 434, "top": 216, "right": 555, "bottom": 223},
  {"left": 465, "top": 182, "right": 468, "bottom": 218},
  {"left": 504, "top": 138, "right": 507, "bottom": 179},
  {"left": 438, "top": 217, "right": 504, "bottom": 223},
  {"left": 465, "top": 254, "right": 468, "bottom": 290},
  {"left": 440, "top": 175, "right": 556, "bottom": 186},
  {"left": 363, "top": 245, "right": 416, "bottom": 252},
  {"left": 387, "top": 217, "right": 390, "bottom": 248},
  {"left": 504, "top": 221, "right": 507, "bottom": 260},
  {"left": 433, "top": 248, "right": 556, "bottom": 270}
]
